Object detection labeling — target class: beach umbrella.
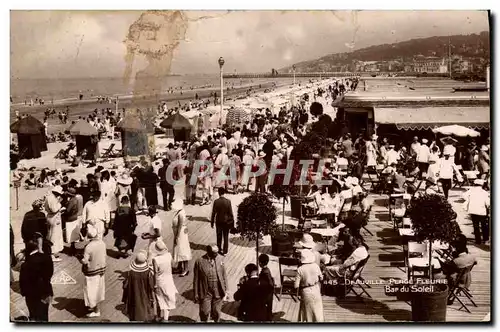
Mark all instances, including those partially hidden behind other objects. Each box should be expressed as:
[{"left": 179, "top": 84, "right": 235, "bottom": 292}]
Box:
[
  {"left": 433, "top": 125, "right": 480, "bottom": 137},
  {"left": 226, "top": 107, "right": 251, "bottom": 127},
  {"left": 160, "top": 112, "right": 192, "bottom": 130},
  {"left": 10, "top": 115, "right": 44, "bottom": 134},
  {"left": 68, "top": 119, "right": 98, "bottom": 136}
]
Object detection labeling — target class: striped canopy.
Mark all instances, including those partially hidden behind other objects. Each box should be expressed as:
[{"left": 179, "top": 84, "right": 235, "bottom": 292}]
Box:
[{"left": 226, "top": 107, "right": 251, "bottom": 127}]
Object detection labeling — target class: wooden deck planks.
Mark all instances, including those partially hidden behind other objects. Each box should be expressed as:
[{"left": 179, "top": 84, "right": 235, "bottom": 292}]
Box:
[{"left": 10, "top": 186, "right": 490, "bottom": 323}]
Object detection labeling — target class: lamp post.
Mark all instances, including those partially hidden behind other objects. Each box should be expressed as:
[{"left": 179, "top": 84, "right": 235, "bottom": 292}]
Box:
[
  {"left": 292, "top": 65, "right": 296, "bottom": 85},
  {"left": 218, "top": 57, "right": 225, "bottom": 125}
]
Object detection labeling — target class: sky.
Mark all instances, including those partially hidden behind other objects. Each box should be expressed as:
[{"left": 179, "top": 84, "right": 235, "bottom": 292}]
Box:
[{"left": 10, "top": 10, "right": 489, "bottom": 79}]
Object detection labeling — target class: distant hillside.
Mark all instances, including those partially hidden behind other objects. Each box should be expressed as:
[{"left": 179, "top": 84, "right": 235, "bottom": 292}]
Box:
[{"left": 282, "top": 31, "right": 489, "bottom": 72}]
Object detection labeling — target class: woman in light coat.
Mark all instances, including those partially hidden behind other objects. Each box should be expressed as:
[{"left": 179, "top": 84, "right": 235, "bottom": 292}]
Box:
[
  {"left": 152, "top": 241, "right": 178, "bottom": 321},
  {"left": 45, "top": 186, "right": 65, "bottom": 261},
  {"left": 294, "top": 250, "right": 324, "bottom": 322},
  {"left": 171, "top": 199, "right": 192, "bottom": 277}
]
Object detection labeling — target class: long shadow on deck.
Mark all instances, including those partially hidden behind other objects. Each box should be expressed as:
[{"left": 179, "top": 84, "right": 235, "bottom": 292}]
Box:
[
  {"left": 336, "top": 296, "right": 411, "bottom": 321},
  {"left": 187, "top": 216, "right": 210, "bottom": 223},
  {"left": 52, "top": 297, "right": 87, "bottom": 318}
]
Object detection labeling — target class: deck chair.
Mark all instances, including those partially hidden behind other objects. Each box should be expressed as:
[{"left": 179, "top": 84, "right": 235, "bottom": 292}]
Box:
[
  {"left": 278, "top": 256, "right": 300, "bottom": 302},
  {"left": 343, "top": 255, "right": 372, "bottom": 299},
  {"left": 447, "top": 262, "right": 478, "bottom": 313},
  {"left": 100, "top": 143, "right": 121, "bottom": 160}
]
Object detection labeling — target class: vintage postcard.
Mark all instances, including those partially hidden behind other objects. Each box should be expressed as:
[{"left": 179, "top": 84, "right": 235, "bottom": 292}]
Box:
[{"left": 10, "top": 10, "right": 490, "bottom": 323}]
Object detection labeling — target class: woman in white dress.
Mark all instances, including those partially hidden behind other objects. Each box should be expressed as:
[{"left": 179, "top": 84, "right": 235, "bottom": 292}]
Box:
[
  {"left": 171, "top": 199, "right": 192, "bottom": 277},
  {"left": 100, "top": 171, "right": 117, "bottom": 214},
  {"left": 152, "top": 241, "right": 178, "bottom": 322},
  {"left": 45, "top": 186, "right": 65, "bottom": 261},
  {"left": 365, "top": 135, "right": 378, "bottom": 167},
  {"left": 294, "top": 250, "right": 324, "bottom": 322}
]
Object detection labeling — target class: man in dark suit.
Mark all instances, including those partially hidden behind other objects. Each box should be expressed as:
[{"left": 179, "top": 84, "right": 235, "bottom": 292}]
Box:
[
  {"left": 211, "top": 187, "right": 234, "bottom": 255},
  {"left": 258, "top": 254, "right": 275, "bottom": 321},
  {"left": 158, "top": 158, "right": 175, "bottom": 210},
  {"left": 21, "top": 199, "right": 47, "bottom": 250},
  {"left": 19, "top": 238, "right": 54, "bottom": 322},
  {"left": 234, "top": 263, "right": 268, "bottom": 322},
  {"left": 193, "top": 245, "right": 228, "bottom": 322}
]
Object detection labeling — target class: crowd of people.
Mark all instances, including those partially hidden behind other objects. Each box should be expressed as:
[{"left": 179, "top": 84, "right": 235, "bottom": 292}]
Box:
[{"left": 11, "top": 76, "right": 490, "bottom": 323}]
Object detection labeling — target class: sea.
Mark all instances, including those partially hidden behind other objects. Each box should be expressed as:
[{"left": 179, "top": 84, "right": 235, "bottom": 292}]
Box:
[{"left": 10, "top": 75, "right": 298, "bottom": 104}]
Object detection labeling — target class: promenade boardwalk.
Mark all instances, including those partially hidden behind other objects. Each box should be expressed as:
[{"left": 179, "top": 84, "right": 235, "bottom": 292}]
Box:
[{"left": 10, "top": 184, "right": 490, "bottom": 323}]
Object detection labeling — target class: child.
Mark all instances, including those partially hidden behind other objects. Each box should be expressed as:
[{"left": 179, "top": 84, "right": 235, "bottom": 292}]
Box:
[{"left": 258, "top": 254, "right": 275, "bottom": 321}]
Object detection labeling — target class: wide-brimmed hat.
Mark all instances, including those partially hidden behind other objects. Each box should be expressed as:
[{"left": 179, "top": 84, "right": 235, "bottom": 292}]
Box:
[
  {"left": 155, "top": 240, "right": 169, "bottom": 254},
  {"left": 130, "top": 251, "right": 149, "bottom": 272},
  {"left": 51, "top": 186, "right": 63, "bottom": 195},
  {"left": 171, "top": 198, "right": 184, "bottom": 211},
  {"left": 300, "top": 249, "right": 316, "bottom": 264},
  {"left": 298, "top": 234, "right": 316, "bottom": 249},
  {"left": 422, "top": 139, "right": 428, "bottom": 144},
  {"left": 117, "top": 173, "right": 133, "bottom": 185},
  {"left": 481, "top": 145, "right": 489, "bottom": 152}
]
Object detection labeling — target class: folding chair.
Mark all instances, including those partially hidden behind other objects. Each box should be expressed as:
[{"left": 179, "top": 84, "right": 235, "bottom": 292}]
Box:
[
  {"left": 344, "top": 255, "right": 372, "bottom": 299},
  {"left": 100, "top": 143, "right": 121, "bottom": 160},
  {"left": 278, "top": 256, "right": 300, "bottom": 302},
  {"left": 447, "top": 262, "right": 478, "bottom": 313},
  {"left": 406, "top": 241, "right": 428, "bottom": 280}
]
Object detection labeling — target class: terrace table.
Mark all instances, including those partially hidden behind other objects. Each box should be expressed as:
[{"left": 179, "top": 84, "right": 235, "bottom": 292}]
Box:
[{"left": 311, "top": 228, "right": 340, "bottom": 254}]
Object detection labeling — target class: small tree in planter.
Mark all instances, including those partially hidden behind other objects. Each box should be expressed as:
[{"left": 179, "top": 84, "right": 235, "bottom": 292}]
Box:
[
  {"left": 407, "top": 193, "right": 462, "bottom": 321},
  {"left": 237, "top": 193, "right": 278, "bottom": 268}
]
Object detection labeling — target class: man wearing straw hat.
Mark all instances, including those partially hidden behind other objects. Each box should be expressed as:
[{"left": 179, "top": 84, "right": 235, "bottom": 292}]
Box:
[{"left": 80, "top": 225, "right": 106, "bottom": 318}]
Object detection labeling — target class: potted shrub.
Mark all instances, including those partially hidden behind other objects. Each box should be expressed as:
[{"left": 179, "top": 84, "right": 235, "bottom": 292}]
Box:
[
  {"left": 407, "top": 193, "right": 462, "bottom": 322},
  {"left": 236, "top": 193, "right": 278, "bottom": 268}
]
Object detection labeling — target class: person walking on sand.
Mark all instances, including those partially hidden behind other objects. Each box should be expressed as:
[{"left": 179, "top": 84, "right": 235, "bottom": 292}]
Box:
[
  {"left": 122, "top": 251, "right": 156, "bottom": 322},
  {"left": 171, "top": 198, "right": 192, "bottom": 276},
  {"left": 44, "top": 186, "right": 65, "bottom": 262},
  {"left": 193, "top": 244, "right": 228, "bottom": 323},
  {"left": 152, "top": 241, "right": 178, "bottom": 321},
  {"left": 80, "top": 226, "right": 106, "bottom": 318}
]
